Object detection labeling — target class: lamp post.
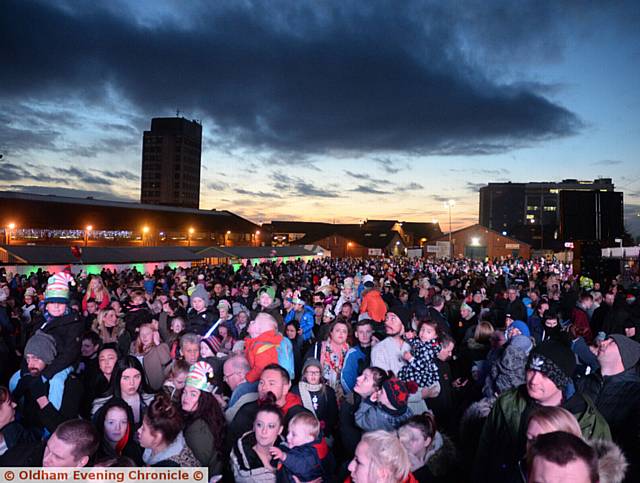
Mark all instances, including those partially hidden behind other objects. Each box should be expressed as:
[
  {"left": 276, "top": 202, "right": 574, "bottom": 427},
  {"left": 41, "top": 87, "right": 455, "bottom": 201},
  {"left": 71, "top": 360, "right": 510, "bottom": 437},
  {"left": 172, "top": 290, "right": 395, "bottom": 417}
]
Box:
[
  {"left": 225, "top": 230, "right": 231, "bottom": 247},
  {"left": 84, "top": 225, "right": 93, "bottom": 247},
  {"left": 347, "top": 241, "right": 353, "bottom": 258},
  {"left": 142, "top": 225, "right": 150, "bottom": 246},
  {"left": 6, "top": 222, "right": 15, "bottom": 245},
  {"left": 188, "top": 227, "right": 194, "bottom": 247},
  {"left": 255, "top": 230, "right": 260, "bottom": 247},
  {"left": 444, "top": 200, "right": 455, "bottom": 258}
]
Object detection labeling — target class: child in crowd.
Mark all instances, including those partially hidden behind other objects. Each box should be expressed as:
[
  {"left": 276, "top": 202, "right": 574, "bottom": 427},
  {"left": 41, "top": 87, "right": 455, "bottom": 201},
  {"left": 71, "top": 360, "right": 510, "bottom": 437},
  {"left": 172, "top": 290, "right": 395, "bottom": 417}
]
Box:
[
  {"left": 398, "top": 320, "right": 441, "bottom": 389},
  {"left": 217, "top": 324, "right": 235, "bottom": 354},
  {"left": 355, "top": 377, "right": 415, "bottom": 431},
  {"left": 269, "top": 412, "right": 331, "bottom": 483}
]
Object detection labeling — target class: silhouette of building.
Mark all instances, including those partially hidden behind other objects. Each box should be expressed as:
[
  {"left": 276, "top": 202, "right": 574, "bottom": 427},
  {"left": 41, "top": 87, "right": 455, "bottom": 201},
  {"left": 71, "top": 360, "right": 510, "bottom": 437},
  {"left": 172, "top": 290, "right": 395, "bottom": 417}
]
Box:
[
  {"left": 141, "top": 117, "right": 202, "bottom": 209},
  {"left": 479, "top": 178, "right": 621, "bottom": 249}
]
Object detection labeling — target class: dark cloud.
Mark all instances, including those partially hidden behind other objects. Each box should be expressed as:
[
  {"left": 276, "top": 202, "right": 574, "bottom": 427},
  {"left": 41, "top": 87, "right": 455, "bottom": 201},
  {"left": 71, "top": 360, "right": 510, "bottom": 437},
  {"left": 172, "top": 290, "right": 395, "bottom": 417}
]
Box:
[
  {"left": 431, "top": 195, "right": 453, "bottom": 203},
  {"left": 1, "top": 0, "right": 592, "bottom": 157},
  {"left": 398, "top": 182, "right": 424, "bottom": 191},
  {"left": 58, "top": 166, "right": 112, "bottom": 185},
  {"left": 3, "top": 184, "right": 135, "bottom": 202},
  {"left": 344, "top": 171, "right": 387, "bottom": 184},
  {"left": 451, "top": 168, "right": 510, "bottom": 176},
  {"left": 236, "top": 188, "right": 282, "bottom": 198},
  {"left": 351, "top": 185, "right": 392, "bottom": 195},
  {"left": 270, "top": 171, "right": 339, "bottom": 197},
  {"left": 206, "top": 181, "right": 229, "bottom": 191},
  {"left": 374, "top": 158, "right": 402, "bottom": 174},
  {"left": 465, "top": 182, "right": 487, "bottom": 192}
]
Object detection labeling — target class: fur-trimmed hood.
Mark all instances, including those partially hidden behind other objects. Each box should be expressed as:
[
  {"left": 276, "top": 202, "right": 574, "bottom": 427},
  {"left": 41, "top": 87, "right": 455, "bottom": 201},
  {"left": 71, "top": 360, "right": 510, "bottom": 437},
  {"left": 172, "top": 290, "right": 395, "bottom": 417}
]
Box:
[{"left": 589, "top": 438, "right": 628, "bottom": 483}]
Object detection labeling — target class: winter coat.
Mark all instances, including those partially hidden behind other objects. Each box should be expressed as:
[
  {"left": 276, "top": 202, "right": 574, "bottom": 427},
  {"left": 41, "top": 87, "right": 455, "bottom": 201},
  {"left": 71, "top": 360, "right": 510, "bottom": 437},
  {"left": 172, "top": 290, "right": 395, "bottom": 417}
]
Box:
[
  {"left": 244, "top": 329, "right": 284, "bottom": 383},
  {"left": 572, "top": 305, "right": 594, "bottom": 343},
  {"left": 92, "top": 317, "right": 130, "bottom": 356},
  {"left": 275, "top": 437, "right": 331, "bottom": 483},
  {"left": 473, "top": 385, "right": 611, "bottom": 483},
  {"left": 184, "top": 418, "right": 223, "bottom": 476},
  {"left": 186, "top": 308, "right": 217, "bottom": 336},
  {"left": 0, "top": 420, "right": 38, "bottom": 456},
  {"left": 292, "top": 382, "right": 338, "bottom": 438},
  {"left": 398, "top": 337, "right": 440, "bottom": 388},
  {"left": 130, "top": 342, "right": 172, "bottom": 391},
  {"left": 360, "top": 289, "right": 387, "bottom": 323},
  {"left": 577, "top": 368, "right": 640, "bottom": 482},
  {"left": 341, "top": 344, "right": 371, "bottom": 395},
  {"left": 230, "top": 430, "right": 282, "bottom": 483},
  {"left": 355, "top": 398, "right": 413, "bottom": 432},
  {"left": 10, "top": 367, "right": 83, "bottom": 435},
  {"left": 143, "top": 432, "right": 199, "bottom": 467},
  {"left": 34, "top": 311, "right": 84, "bottom": 380},
  {"left": 284, "top": 306, "right": 315, "bottom": 342},
  {"left": 411, "top": 432, "right": 460, "bottom": 483},
  {"left": 504, "top": 299, "right": 527, "bottom": 326}
]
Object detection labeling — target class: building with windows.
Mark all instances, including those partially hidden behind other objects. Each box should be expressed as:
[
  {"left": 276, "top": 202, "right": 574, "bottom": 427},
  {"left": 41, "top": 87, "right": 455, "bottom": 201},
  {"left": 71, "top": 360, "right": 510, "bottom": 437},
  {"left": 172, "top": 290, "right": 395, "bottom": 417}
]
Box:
[
  {"left": 141, "top": 117, "right": 202, "bottom": 209},
  {"left": 479, "top": 178, "right": 621, "bottom": 249},
  {"left": 429, "top": 224, "right": 531, "bottom": 260}
]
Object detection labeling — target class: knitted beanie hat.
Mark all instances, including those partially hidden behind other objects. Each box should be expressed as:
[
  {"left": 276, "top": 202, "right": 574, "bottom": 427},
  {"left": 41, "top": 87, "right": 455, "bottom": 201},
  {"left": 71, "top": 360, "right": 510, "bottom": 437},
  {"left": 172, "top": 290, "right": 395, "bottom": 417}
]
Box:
[
  {"left": 381, "top": 377, "right": 411, "bottom": 411},
  {"left": 25, "top": 331, "right": 57, "bottom": 365},
  {"left": 44, "top": 272, "right": 74, "bottom": 303},
  {"left": 527, "top": 340, "right": 576, "bottom": 390},
  {"left": 258, "top": 285, "right": 276, "bottom": 300},
  {"left": 609, "top": 334, "right": 640, "bottom": 370},
  {"left": 302, "top": 358, "right": 322, "bottom": 376},
  {"left": 201, "top": 335, "right": 222, "bottom": 355},
  {"left": 190, "top": 285, "right": 210, "bottom": 307},
  {"left": 387, "top": 306, "right": 412, "bottom": 330},
  {"left": 25, "top": 287, "right": 37, "bottom": 298},
  {"left": 510, "top": 320, "right": 531, "bottom": 337},
  {"left": 185, "top": 361, "right": 216, "bottom": 393}
]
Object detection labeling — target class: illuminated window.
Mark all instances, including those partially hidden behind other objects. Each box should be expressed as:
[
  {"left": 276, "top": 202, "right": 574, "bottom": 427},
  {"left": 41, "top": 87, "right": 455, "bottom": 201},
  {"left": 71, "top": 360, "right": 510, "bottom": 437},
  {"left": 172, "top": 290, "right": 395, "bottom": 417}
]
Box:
[
  {"left": 549, "top": 189, "right": 559, "bottom": 194},
  {"left": 543, "top": 206, "right": 557, "bottom": 211},
  {"left": 526, "top": 214, "right": 535, "bottom": 220}
]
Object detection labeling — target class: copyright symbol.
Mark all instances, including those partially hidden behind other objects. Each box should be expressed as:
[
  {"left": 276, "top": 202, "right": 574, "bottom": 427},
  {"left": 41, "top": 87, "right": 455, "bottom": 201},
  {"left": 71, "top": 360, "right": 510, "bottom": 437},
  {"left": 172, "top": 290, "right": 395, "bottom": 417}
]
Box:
[
  {"left": 5, "top": 471, "right": 15, "bottom": 481},
  {"left": 193, "top": 470, "right": 203, "bottom": 481}
]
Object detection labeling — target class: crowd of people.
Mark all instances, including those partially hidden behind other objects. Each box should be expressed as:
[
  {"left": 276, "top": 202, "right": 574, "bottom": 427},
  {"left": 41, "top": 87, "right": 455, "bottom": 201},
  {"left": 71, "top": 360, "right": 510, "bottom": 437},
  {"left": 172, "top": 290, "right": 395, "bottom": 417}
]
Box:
[{"left": 0, "top": 256, "right": 639, "bottom": 482}]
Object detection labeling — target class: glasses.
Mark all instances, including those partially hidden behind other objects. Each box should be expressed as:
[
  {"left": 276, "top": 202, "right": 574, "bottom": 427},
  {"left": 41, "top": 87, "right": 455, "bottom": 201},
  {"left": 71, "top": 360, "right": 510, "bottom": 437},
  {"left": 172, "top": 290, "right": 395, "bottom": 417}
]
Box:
[
  {"left": 223, "top": 371, "right": 242, "bottom": 381},
  {"left": 305, "top": 370, "right": 321, "bottom": 376}
]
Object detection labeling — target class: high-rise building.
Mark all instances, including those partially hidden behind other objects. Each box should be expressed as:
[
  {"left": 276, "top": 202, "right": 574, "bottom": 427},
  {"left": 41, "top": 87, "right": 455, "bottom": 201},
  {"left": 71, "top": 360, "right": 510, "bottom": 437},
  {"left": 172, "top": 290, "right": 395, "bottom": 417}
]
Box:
[
  {"left": 141, "top": 117, "right": 202, "bottom": 209},
  {"left": 479, "top": 178, "right": 622, "bottom": 249}
]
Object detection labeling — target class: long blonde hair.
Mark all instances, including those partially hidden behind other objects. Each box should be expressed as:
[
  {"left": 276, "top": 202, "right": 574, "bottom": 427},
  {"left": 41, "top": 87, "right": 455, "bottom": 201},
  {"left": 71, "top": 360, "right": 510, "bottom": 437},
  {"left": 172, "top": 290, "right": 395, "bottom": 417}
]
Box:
[
  {"left": 88, "top": 276, "right": 107, "bottom": 302},
  {"left": 93, "top": 308, "right": 123, "bottom": 344},
  {"left": 360, "top": 430, "right": 410, "bottom": 483}
]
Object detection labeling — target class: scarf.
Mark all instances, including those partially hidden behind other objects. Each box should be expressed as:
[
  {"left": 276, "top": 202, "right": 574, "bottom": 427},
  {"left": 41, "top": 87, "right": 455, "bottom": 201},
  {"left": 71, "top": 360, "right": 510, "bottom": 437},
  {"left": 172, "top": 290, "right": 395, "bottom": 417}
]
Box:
[{"left": 298, "top": 381, "right": 324, "bottom": 415}]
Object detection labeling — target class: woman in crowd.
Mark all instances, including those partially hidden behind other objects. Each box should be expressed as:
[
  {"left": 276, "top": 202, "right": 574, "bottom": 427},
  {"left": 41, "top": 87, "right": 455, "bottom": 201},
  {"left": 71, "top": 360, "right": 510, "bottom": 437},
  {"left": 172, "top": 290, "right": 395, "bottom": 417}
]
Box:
[
  {"left": 137, "top": 394, "right": 199, "bottom": 467},
  {"left": 129, "top": 321, "right": 171, "bottom": 391},
  {"left": 180, "top": 361, "right": 226, "bottom": 476},
  {"left": 0, "top": 386, "right": 36, "bottom": 457},
  {"left": 83, "top": 276, "right": 110, "bottom": 313},
  {"left": 347, "top": 430, "right": 414, "bottom": 483},
  {"left": 230, "top": 401, "right": 285, "bottom": 482},
  {"left": 94, "top": 397, "right": 143, "bottom": 465},
  {"left": 305, "top": 320, "right": 351, "bottom": 398},
  {"left": 291, "top": 358, "right": 338, "bottom": 443},
  {"left": 92, "top": 356, "right": 155, "bottom": 426},
  {"left": 398, "top": 413, "right": 458, "bottom": 483},
  {"left": 93, "top": 307, "right": 130, "bottom": 356}
]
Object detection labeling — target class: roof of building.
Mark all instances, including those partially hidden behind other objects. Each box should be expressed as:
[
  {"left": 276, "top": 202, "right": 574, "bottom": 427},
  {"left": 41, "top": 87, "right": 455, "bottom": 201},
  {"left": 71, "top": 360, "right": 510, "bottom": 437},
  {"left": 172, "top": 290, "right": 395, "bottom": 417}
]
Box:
[
  {"left": 0, "top": 191, "right": 260, "bottom": 232},
  {"left": 432, "top": 223, "right": 531, "bottom": 246},
  {"left": 0, "top": 244, "right": 319, "bottom": 265},
  {"left": 296, "top": 229, "right": 403, "bottom": 249}
]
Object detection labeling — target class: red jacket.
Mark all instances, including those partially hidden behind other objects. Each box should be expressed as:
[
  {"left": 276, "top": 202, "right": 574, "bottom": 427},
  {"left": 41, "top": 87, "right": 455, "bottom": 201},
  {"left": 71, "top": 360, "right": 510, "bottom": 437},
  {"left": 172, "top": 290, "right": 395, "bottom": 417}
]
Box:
[
  {"left": 244, "top": 329, "right": 283, "bottom": 382},
  {"left": 571, "top": 306, "right": 593, "bottom": 343},
  {"left": 361, "top": 289, "right": 387, "bottom": 323}
]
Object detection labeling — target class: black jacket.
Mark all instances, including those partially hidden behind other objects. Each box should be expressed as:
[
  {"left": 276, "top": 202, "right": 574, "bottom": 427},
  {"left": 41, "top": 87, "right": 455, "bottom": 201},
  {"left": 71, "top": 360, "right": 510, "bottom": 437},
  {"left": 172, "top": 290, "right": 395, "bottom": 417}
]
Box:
[
  {"left": 34, "top": 311, "right": 84, "bottom": 379},
  {"left": 577, "top": 367, "right": 640, "bottom": 481},
  {"left": 186, "top": 309, "right": 217, "bottom": 335}
]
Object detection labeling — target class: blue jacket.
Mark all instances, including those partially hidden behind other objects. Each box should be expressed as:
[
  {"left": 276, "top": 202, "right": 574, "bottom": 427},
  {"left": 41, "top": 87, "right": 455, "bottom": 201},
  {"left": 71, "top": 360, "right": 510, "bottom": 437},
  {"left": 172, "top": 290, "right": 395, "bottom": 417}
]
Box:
[
  {"left": 341, "top": 345, "right": 370, "bottom": 395},
  {"left": 284, "top": 306, "right": 315, "bottom": 342},
  {"left": 275, "top": 437, "right": 330, "bottom": 483}
]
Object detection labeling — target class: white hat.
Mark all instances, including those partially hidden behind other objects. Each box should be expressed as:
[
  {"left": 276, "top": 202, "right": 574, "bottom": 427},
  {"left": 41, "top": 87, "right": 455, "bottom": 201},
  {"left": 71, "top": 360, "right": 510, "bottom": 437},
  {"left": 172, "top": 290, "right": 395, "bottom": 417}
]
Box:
[{"left": 363, "top": 274, "right": 374, "bottom": 284}]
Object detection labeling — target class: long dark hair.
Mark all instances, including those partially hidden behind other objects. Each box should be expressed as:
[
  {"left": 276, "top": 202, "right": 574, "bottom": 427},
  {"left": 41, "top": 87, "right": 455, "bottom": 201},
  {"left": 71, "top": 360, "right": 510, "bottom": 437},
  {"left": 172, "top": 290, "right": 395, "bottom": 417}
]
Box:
[
  {"left": 94, "top": 397, "right": 135, "bottom": 455},
  {"left": 183, "top": 391, "right": 226, "bottom": 452},
  {"left": 110, "top": 356, "right": 155, "bottom": 398}
]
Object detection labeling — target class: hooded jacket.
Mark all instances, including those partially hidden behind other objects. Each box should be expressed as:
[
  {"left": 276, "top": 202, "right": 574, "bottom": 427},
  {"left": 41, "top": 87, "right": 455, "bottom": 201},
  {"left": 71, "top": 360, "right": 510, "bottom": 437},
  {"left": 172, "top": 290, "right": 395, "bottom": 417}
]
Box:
[
  {"left": 230, "top": 430, "right": 283, "bottom": 483},
  {"left": 34, "top": 311, "right": 84, "bottom": 380},
  {"left": 244, "top": 330, "right": 284, "bottom": 383},
  {"left": 284, "top": 305, "right": 315, "bottom": 342},
  {"left": 361, "top": 289, "right": 387, "bottom": 323},
  {"left": 473, "top": 385, "right": 611, "bottom": 483}
]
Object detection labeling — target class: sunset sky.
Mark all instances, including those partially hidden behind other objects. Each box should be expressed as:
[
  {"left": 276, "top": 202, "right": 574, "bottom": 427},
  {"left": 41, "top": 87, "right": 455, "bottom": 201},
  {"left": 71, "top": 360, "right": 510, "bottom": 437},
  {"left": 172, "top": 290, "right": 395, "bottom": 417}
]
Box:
[{"left": 1, "top": 1, "right": 639, "bottom": 234}]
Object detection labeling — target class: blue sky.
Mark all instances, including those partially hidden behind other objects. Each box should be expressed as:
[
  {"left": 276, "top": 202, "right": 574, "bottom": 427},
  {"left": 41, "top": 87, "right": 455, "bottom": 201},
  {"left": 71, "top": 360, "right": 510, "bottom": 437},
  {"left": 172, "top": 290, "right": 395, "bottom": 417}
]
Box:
[{"left": 1, "top": 1, "right": 639, "bottom": 234}]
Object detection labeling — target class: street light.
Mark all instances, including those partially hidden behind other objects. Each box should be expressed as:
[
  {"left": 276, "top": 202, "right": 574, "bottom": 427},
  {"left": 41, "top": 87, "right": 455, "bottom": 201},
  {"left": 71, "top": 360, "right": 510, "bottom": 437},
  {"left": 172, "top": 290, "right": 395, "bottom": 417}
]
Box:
[
  {"left": 142, "top": 225, "right": 150, "bottom": 246},
  {"left": 225, "top": 230, "right": 231, "bottom": 247},
  {"left": 188, "top": 227, "right": 194, "bottom": 247},
  {"left": 84, "top": 224, "right": 93, "bottom": 247},
  {"left": 6, "top": 222, "right": 16, "bottom": 245},
  {"left": 347, "top": 241, "right": 353, "bottom": 258},
  {"left": 255, "top": 229, "right": 261, "bottom": 247},
  {"left": 444, "top": 199, "right": 455, "bottom": 258}
]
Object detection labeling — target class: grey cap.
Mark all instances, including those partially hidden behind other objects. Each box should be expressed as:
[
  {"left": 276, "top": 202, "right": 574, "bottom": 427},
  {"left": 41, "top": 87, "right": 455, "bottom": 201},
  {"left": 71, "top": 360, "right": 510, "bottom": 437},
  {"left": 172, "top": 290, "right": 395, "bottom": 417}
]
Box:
[{"left": 25, "top": 331, "right": 57, "bottom": 366}]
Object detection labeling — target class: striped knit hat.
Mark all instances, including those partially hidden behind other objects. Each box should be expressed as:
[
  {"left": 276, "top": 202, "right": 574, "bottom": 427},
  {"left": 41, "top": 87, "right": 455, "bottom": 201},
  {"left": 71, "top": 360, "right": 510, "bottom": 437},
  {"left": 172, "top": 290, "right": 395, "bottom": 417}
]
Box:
[
  {"left": 44, "top": 272, "right": 74, "bottom": 304},
  {"left": 185, "top": 361, "right": 217, "bottom": 393}
]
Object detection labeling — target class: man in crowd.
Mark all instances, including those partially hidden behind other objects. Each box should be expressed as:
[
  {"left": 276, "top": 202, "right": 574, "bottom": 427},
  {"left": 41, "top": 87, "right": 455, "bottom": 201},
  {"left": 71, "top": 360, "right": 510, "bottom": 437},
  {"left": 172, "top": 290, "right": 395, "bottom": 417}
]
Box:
[{"left": 341, "top": 319, "right": 374, "bottom": 395}]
